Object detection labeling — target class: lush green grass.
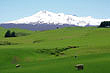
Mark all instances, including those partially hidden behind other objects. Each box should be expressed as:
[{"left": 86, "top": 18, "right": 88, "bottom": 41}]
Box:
[{"left": 0, "top": 27, "right": 110, "bottom": 73}]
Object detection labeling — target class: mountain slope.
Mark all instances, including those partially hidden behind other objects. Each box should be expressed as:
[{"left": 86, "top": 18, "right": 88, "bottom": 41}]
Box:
[{"left": 4, "top": 11, "right": 110, "bottom": 26}]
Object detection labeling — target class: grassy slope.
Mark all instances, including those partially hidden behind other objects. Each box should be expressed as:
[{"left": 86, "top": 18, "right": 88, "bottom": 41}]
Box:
[{"left": 0, "top": 27, "right": 110, "bottom": 73}]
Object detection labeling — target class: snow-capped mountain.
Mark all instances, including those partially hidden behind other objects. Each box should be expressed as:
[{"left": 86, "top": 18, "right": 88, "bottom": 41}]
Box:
[
  {"left": 1, "top": 11, "right": 110, "bottom": 31},
  {"left": 4, "top": 11, "right": 110, "bottom": 27}
]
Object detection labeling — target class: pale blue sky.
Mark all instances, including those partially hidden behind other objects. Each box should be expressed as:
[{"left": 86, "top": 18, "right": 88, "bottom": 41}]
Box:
[{"left": 0, "top": 0, "right": 110, "bottom": 23}]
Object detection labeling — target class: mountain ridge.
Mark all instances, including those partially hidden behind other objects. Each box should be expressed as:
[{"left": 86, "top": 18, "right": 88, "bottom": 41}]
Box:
[{"left": 3, "top": 11, "right": 110, "bottom": 27}]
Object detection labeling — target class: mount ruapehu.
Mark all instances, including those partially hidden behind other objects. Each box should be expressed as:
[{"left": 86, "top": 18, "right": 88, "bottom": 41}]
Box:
[{"left": 0, "top": 11, "right": 110, "bottom": 30}]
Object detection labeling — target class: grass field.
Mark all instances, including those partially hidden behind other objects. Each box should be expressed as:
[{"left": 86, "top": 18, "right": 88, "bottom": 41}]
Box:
[{"left": 0, "top": 27, "right": 110, "bottom": 73}]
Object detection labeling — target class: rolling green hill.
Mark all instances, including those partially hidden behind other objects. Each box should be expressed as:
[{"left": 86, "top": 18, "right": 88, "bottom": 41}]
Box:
[{"left": 0, "top": 27, "right": 110, "bottom": 73}]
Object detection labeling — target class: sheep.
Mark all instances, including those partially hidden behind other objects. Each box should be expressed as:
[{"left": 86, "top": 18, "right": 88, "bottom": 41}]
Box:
[
  {"left": 16, "top": 64, "right": 21, "bottom": 68},
  {"left": 75, "top": 64, "right": 84, "bottom": 70}
]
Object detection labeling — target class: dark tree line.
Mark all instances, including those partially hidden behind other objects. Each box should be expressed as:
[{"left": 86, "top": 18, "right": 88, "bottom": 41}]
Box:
[
  {"left": 5, "top": 30, "right": 16, "bottom": 38},
  {"left": 99, "top": 21, "right": 110, "bottom": 27}
]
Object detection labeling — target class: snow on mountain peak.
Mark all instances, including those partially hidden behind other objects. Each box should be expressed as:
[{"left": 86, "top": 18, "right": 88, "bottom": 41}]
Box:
[{"left": 4, "top": 11, "right": 110, "bottom": 26}]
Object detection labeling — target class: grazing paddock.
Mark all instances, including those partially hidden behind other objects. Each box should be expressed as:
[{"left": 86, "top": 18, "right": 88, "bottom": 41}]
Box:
[{"left": 0, "top": 27, "right": 110, "bottom": 73}]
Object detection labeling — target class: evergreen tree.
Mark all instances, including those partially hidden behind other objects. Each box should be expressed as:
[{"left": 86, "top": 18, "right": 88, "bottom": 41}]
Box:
[
  {"left": 11, "top": 31, "right": 16, "bottom": 37},
  {"left": 99, "top": 21, "right": 110, "bottom": 27},
  {"left": 5, "top": 30, "right": 11, "bottom": 37}
]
